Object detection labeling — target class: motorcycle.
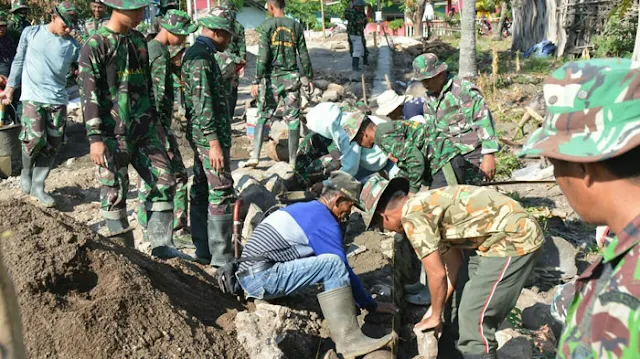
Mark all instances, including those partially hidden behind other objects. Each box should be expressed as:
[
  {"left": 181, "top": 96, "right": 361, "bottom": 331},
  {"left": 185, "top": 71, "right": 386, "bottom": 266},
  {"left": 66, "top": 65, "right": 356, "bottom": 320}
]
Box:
[{"left": 501, "top": 18, "right": 512, "bottom": 38}]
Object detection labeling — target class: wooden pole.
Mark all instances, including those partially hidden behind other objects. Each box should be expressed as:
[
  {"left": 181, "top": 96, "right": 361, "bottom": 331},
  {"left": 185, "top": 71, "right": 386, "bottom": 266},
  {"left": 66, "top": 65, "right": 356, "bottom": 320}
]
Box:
[
  {"left": 361, "top": 73, "right": 368, "bottom": 105},
  {"left": 373, "top": 31, "right": 378, "bottom": 48},
  {"left": 385, "top": 74, "right": 392, "bottom": 90},
  {"left": 207, "top": 0, "right": 211, "bottom": 10},
  {"left": 320, "top": 0, "right": 326, "bottom": 38}
]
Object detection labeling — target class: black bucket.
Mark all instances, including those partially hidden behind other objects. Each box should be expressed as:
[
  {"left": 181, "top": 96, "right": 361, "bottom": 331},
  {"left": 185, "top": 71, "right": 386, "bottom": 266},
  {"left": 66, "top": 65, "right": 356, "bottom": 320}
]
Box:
[{"left": 0, "top": 124, "right": 21, "bottom": 178}]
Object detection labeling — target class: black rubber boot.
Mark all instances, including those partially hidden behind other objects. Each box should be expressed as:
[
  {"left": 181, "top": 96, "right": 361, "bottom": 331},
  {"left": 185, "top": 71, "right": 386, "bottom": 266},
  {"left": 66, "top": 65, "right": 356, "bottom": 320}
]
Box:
[
  {"left": 190, "top": 202, "right": 211, "bottom": 264},
  {"left": 207, "top": 213, "right": 234, "bottom": 267},
  {"left": 20, "top": 150, "right": 33, "bottom": 194},
  {"left": 318, "top": 285, "right": 393, "bottom": 358},
  {"left": 30, "top": 154, "right": 55, "bottom": 207},
  {"left": 288, "top": 127, "right": 300, "bottom": 169},
  {"left": 352, "top": 57, "right": 360, "bottom": 71},
  {"left": 246, "top": 123, "right": 265, "bottom": 168},
  {"left": 105, "top": 217, "right": 135, "bottom": 248},
  {"left": 363, "top": 55, "right": 369, "bottom": 66},
  {"left": 148, "top": 210, "right": 193, "bottom": 260}
]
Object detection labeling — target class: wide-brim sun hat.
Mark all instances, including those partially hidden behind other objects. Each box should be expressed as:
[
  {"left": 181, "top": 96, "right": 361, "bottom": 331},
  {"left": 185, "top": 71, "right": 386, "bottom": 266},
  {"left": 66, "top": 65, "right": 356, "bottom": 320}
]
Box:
[{"left": 375, "top": 90, "right": 408, "bottom": 117}]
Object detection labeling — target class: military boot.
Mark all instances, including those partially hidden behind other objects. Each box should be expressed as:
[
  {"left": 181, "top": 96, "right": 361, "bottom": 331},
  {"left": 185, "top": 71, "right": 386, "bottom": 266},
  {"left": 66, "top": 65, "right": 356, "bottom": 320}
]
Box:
[
  {"left": 352, "top": 57, "right": 360, "bottom": 71},
  {"left": 20, "top": 150, "right": 33, "bottom": 194},
  {"left": 288, "top": 127, "right": 300, "bottom": 170},
  {"left": 318, "top": 285, "right": 393, "bottom": 358},
  {"left": 207, "top": 213, "right": 234, "bottom": 267},
  {"left": 148, "top": 210, "right": 193, "bottom": 260},
  {"left": 190, "top": 202, "right": 211, "bottom": 264},
  {"left": 30, "top": 154, "right": 56, "bottom": 207},
  {"left": 245, "top": 123, "right": 265, "bottom": 168}
]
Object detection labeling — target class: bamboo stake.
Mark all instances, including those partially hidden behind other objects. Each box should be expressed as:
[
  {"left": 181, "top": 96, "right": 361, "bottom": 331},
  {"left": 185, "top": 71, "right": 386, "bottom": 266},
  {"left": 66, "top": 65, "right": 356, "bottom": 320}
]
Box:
[
  {"left": 361, "top": 73, "right": 368, "bottom": 106},
  {"left": 491, "top": 45, "right": 498, "bottom": 97},
  {"left": 515, "top": 50, "right": 520, "bottom": 73},
  {"left": 385, "top": 74, "right": 392, "bottom": 90}
]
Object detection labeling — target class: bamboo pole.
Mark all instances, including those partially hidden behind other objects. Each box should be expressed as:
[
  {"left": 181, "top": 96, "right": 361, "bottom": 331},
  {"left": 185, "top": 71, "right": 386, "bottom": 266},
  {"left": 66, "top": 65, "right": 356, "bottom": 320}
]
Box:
[
  {"left": 385, "top": 74, "right": 392, "bottom": 90},
  {"left": 320, "top": 0, "right": 326, "bottom": 38},
  {"left": 361, "top": 73, "right": 368, "bottom": 105}
]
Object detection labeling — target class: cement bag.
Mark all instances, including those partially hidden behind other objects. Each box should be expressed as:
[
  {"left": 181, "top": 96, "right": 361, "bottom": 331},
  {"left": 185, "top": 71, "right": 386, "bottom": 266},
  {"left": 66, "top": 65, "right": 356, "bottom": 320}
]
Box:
[{"left": 350, "top": 35, "right": 364, "bottom": 58}]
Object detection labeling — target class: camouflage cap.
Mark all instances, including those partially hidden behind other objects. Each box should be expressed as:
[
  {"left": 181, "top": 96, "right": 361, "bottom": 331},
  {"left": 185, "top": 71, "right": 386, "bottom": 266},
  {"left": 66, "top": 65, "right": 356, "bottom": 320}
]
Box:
[
  {"left": 101, "top": 0, "right": 150, "bottom": 10},
  {"left": 159, "top": 9, "right": 198, "bottom": 35},
  {"left": 0, "top": 11, "right": 8, "bottom": 26},
  {"left": 10, "top": 0, "right": 29, "bottom": 13},
  {"left": 221, "top": 0, "right": 237, "bottom": 11},
  {"left": 412, "top": 53, "right": 448, "bottom": 81},
  {"left": 54, "top": 2, "right": 79, "bottom": 27},
  {"left": 360, "top": 175, "right": 410, "bottom": 229},
  {"left": 199, "top": 7, "right": 236, "bottom": 36},
  {"left": 342, "top": 111, "right": 367, "bottom": 142},
  {"left": 353, "top": 0, "right": 366, "bottom": 7},
  {"left": 326, "top": 170, "right": 364, "bottom": 210},
  {"left": 518, "top": 59, "right": 640, "bottom": 162}
]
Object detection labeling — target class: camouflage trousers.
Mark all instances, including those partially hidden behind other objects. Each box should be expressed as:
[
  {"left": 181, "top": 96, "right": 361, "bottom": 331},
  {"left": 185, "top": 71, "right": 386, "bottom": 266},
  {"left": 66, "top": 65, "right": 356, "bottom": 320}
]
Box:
[
  {"left": 347, "top": 33, "right": 369, "bottom": 59},
  {"left": 294, "top": 133, "right": 341, "bottom": 188},
  {"left": 257, "top": 73, "right": 301, "bottom": 130},
  {"left": 136, "top": 126, "right": 188, "bottom": 230},
  {"left": 189, "top": 142, "right": 236, "bottom": 216},
  {"left": 96, "top": 131, "right": 175, "bottom": 220},
  {"left": 19, "top": 100, "right": 67, "bottom": 157}
]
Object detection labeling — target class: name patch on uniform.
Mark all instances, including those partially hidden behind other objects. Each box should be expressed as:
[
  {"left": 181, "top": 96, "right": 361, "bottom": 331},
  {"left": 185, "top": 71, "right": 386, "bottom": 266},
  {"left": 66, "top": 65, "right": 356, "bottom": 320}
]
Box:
[{"left": 599, "top": 290, "right": 640, "bottom": 310}]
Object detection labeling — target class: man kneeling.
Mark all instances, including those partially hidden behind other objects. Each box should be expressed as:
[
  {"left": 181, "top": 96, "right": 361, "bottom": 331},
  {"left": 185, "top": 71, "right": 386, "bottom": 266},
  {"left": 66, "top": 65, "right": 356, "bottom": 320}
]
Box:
[{"left": 237, "top": 171, "right": 396, "bottom": 358}]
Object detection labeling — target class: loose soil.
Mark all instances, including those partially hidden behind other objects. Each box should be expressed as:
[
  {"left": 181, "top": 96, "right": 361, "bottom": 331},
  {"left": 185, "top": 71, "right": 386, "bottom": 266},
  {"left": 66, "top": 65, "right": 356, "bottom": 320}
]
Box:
[{"left": 0, "top": 201, "right": 248, "bottom": 359}]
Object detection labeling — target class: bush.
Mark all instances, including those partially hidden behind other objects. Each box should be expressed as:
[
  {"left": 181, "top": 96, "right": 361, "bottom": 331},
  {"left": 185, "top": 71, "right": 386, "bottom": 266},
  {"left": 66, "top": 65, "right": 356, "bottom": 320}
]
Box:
[
  {"left": 388, "top": 19, "right": 404, "bottom": 31},
  {"left": 593, "top": 13, "right": 638, "bottom": 57}
]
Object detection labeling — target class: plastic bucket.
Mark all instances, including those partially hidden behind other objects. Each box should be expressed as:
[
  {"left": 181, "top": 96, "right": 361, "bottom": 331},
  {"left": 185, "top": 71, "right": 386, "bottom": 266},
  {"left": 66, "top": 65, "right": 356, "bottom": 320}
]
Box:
[{"left": 246, "top": 108, "right": 270, "bottom": 139}]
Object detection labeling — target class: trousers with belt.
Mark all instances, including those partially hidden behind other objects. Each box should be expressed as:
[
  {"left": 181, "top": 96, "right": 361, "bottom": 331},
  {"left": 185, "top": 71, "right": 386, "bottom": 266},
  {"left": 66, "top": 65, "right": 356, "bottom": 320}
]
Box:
[{"left": 237, "top": 253, "right": 350, "bottom": 300}]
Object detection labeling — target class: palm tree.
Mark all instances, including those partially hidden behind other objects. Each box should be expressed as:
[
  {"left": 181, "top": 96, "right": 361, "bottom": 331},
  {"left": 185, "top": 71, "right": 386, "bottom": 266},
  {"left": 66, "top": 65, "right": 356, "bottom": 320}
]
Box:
[
  {"left": 414, "top": 0, "right": 427, "bottom": 38},
  {"left": 492, "top": 1, "right": 509, "bottom": 41},
  {"left": 459, "top": 0, "right": 478, "bottom": 78}
]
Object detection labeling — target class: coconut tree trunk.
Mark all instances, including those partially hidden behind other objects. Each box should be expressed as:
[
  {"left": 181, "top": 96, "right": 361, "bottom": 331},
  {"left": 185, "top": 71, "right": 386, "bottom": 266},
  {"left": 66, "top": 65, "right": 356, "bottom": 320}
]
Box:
[
  {"left": 459, "top": 0, "right": 478, "bottom": 78},
  {"left": 633, "top": 6, "right": 640, "bottom": 61},
  {"left": 492, "top": 1, "right": 508, "bottom": 40},
  {"left": 414, "top": 0, "right": 427, "bottom": 38}
]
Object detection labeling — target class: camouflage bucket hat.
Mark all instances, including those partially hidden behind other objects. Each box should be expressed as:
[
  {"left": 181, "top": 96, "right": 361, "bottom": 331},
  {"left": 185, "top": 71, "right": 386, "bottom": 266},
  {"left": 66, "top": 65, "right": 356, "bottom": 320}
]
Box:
[
  {"left": 101, "top": 0, "right": 150, "bottom": 10},
  {"left": 0, "top": 11, "right": 8, "bottom": 26},
  {"left": 412, "top": 53, "right": 448, "bottom": 81},
  {"left": 326, "top": 171, "right": 365, "bottom": 210},
  {"left": 54, "top": 2, "right": 79, "bottom": 27},
  {"left": 360, "top": 175, "right": 410, "bottom": 229},
  {"left": 199, "top": 7, "right": 236, "bottom": 36},
  {"left": 518, "top": 58, "right": 640, "bottom": 162},
  {"left": 353, "top": 0, "right": 366, "bottom": 7},
  {"left": 10, "top": 0, "right": 29, "bottom": 13},
  {"left": 342, "top": 111, "right": 367, "bottom": 142},
  {"left": 160, "top": 9, "right": 198, "bottom": 35}
]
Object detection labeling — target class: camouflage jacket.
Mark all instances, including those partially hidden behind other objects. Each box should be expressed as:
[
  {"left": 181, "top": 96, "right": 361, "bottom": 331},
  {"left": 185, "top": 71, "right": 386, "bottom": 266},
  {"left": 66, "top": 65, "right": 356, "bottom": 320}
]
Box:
[
  {"left": 182, "top": 36, "right": 231, "bottom": 148},
  {"left": 79, "top": 27, "right": 158, "bottom": 143},
  {"left": 402, "top": 185, "right": 544, "bottom": 258},
  {"left": 555, "top": 215, "right": 640, "bottom": 359},
  {"left": 374, "top": 120, "right": 460, "bottom": 193},
  {"left": 83, "top": 16, "right": 109, "bottom": 41},
  {"left": 148, "top": 39, "right": 173, "bottom": 131},
  {"left": 344, "top": 8, "right": 367, "bottom": 36},
  {"left": 256, "top": 16, "right": 312, "bottom": 81},
  {"left": 227, "top": 20, "right": 246, "bottom": 65},
  {"left": 424, "top": 75, "right": 499, "bottom": 155},
  {"left": 8, "top": 14, "right": 29, "bottom": 37},
  {"left": 214, "top": 50, "right": 235, "bottom": 114}
]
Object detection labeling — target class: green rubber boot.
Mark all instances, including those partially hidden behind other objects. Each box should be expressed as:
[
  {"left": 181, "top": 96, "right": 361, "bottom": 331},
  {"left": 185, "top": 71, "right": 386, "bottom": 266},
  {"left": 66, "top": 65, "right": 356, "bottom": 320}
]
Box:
[
  {"left": 246, "top": 123, "right": 265, "bottom": 168},
  {"left": 148, "top": 210, "right": 193, "bottom": 260},
  {"left": 20, "top": 150, "right": 33, "bottom": 194},
  {"left": 30, "top": 154, "right": 56, "bottom": 207},
  {"left": 207, "top": 213, "right": 234, "bottom": 267}
]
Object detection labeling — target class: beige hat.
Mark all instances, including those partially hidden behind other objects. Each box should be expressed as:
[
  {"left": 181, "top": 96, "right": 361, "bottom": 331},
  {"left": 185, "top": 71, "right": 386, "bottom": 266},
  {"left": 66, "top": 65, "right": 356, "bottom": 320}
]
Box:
[{"left": 375, "top": 90, "right": 409, "bottom": 117}]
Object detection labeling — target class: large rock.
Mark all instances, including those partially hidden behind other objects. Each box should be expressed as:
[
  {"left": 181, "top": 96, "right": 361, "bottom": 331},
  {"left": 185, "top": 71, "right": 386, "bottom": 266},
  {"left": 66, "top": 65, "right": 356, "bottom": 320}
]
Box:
[
  {"left": 405, "top": 81, "right": 426, "bottom": 98},
  {"left": 264, "top": 174, "right": 287, "bottom": 195},
  {"left": 235, "top": 175, "right": 277, "bottom": 219},
  {"left": 314, "top": 79, "right": 330, "bottom": 91},
  {"left": 322, "top": 90, "right": 341, "bottom": 102},
  {"left": 536, "top": 236, "right": 579, "bottom": 281},
  {"left": 264, "top": 161, "right": 297, "bottom": 189},
  {"left": 496, "top": 328, "right": 533, "bottom": 359},
  {"left": 242, "top": 203, "right": 263, "bottom": 241},
  {"left": 522, "top": 303, "right": 563, "bottom": 337},
  {"left": 235, "top": 303, "right": 323, "bottom": 359},
  {"left": 327, "top": 83, "right": 345, "bottom": 96}
]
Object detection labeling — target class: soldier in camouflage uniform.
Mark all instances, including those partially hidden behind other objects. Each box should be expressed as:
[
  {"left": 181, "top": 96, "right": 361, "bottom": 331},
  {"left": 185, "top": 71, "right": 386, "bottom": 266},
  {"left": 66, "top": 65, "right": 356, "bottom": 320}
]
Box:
[
  {"left": 136, "top": 10, "right": 197, "bottom": 235},
  {"left": 344, "top": 0, "right": 368, "bottom": 70},
  {"left": 415, "top": 53, "right": 499, "bottom": 186},
  {"left": 83, "top": 0, "right": 110, "bottom": 40},
  {"left": 79, "top": 0, "right": 189, "bottom": 260},
  {"left": 222, "top": 0, "right": 246, "bottom": 119},
  {"left": 0, "top": 2, "right": 80, "bottom": 208},
  {"left": 182, "top": 7, "right": 237, "bottom": 267},
  {"left": 519, "top": 59, "right": 640, "bottom": 359},
  {"left": 352, "top": 118, "right": 461, "bottom": 193},
  {"left": 7, "top": 0, "right": 29, "bottom": 38},
  {"left": 247, "top": 0, "right": 314, "bottom": 170},
  {"left": 360, "top": 176, "right": 544, "bottom": 358}
]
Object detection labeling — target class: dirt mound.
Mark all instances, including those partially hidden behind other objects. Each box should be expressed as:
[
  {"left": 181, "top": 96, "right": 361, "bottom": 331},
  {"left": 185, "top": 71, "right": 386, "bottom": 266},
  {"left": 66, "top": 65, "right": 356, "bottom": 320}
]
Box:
[{"left": 0, "top": 201, "right": 248, "bottom": 359}]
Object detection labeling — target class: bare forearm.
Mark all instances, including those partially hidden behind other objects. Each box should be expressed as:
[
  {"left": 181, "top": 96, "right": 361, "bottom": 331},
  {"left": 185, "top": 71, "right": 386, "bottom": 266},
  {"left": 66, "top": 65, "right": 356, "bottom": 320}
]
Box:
[{"left": 426, "top": 268, "right": 447, "bottom": 319}]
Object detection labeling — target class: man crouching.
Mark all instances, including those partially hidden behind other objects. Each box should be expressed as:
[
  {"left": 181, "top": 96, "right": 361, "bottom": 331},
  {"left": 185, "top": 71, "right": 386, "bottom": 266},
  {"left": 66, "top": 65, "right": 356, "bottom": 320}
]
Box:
[{"left": 237, "top": 171, "right": 396, "bottom": 358}]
